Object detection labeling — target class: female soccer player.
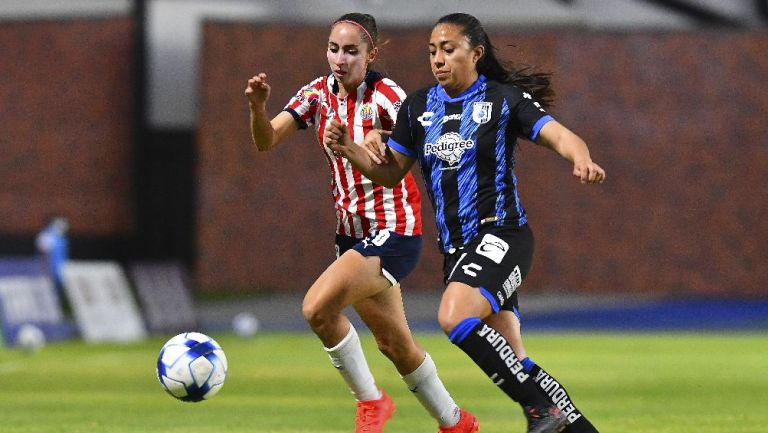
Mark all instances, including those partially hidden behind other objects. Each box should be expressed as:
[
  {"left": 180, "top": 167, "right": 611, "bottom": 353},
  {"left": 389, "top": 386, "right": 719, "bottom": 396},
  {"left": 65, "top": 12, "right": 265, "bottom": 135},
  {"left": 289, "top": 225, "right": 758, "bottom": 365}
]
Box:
[
  {"left": 325, "top": 13, "right": 604, "bottom": 433},
  {"left": 245, "top": 13, "right": 478, "bottom": 433}
]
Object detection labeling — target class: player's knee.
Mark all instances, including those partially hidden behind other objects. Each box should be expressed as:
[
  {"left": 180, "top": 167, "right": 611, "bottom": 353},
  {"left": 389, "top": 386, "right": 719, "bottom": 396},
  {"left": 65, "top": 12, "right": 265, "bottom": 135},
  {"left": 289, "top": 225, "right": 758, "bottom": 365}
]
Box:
[
  {"left": 437, "top": 308, "right": 465, "bottom": 335},
  {"left": 301, "top": 297, "right": 328, "bottom": 329}
]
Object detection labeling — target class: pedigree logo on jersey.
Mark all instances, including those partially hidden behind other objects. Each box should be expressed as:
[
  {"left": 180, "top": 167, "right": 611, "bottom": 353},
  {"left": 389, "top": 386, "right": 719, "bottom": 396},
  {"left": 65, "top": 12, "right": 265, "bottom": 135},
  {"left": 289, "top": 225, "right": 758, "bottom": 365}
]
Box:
[{"left": 424, "top": 132, "right": 475, "bottom": 165}]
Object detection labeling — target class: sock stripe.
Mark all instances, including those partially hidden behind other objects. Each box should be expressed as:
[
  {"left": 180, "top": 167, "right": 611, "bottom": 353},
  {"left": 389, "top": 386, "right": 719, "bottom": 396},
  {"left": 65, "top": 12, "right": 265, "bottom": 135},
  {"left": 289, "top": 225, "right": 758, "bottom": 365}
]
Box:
[
  {"left": 448, "top": 317, "right": 482, "bottom": 344},
  {"left": 521, "top": 357, "right": 536, "bottom": 374}
]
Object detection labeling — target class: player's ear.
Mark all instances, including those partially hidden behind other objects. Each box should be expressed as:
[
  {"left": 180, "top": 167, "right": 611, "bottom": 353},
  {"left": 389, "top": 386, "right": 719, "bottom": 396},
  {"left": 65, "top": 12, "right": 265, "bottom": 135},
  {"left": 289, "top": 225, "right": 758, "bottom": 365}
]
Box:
[
  {"left": 367, "top": 46, "right": 378, "bottom": 65},
  {"left": 472, "top": 45, "right": 484, "bottom": 64}
]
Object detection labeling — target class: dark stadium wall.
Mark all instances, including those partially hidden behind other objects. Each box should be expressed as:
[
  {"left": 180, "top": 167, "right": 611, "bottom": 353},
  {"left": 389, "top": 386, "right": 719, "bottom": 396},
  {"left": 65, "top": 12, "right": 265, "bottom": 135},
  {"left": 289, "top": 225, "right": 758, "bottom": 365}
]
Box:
[
  {"left": 197, "top": 23, "right": 768, "bottom": 297},
  {"left": 0, "top": 17, "right": 196, "bottom": 264},
  {"left": 0, "top": 19, "right": 137, "bottom": 257}
]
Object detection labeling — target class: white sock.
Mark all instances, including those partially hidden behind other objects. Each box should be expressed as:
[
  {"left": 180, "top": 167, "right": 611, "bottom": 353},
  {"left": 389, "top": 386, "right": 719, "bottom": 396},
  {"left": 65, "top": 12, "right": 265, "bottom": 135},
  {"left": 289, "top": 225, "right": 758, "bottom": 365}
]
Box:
[
  {"left": 402, "top": 353, "right": 461, "bottom": 427},
  {"left": 324, "top": 324, "right": 381, "bottom": 401}
]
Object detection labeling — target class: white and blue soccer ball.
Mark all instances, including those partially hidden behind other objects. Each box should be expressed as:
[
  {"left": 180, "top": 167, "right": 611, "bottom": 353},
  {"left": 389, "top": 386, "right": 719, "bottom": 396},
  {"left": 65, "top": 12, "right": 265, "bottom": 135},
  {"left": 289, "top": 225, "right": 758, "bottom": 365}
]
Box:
[
  {"left": 16, "top": 323, "right": 46, "bottom": 353},
  {"left": 156, "top": 332, "right": 228, "bottom": 402}
]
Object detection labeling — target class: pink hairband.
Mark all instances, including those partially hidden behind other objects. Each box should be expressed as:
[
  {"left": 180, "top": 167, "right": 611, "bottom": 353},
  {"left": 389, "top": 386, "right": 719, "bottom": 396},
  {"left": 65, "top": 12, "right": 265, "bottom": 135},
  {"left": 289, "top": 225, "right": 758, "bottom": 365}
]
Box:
[{"left": 333, "top": 20, "right": 377, "bottom": 51}]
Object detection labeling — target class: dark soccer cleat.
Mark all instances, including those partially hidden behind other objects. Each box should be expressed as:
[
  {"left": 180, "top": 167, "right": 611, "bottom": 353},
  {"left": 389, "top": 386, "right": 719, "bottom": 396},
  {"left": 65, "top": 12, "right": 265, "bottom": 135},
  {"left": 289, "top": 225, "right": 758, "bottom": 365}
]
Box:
[
  {"left": 354, "top": 389, "right": 395, "bottom": 433},
  {"left": 524, "top": 405, "right": 567, "bottom": 433},
  {"left": 437, "top": 408, "right": 480, "bottom": 433}
]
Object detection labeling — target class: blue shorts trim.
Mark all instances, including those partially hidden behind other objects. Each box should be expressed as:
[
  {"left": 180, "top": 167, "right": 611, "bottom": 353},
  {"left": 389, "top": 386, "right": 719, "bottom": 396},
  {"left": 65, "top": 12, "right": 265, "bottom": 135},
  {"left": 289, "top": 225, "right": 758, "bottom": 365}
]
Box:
[{"left": 479, "top": 286, "right": 501, "bottom": 313}]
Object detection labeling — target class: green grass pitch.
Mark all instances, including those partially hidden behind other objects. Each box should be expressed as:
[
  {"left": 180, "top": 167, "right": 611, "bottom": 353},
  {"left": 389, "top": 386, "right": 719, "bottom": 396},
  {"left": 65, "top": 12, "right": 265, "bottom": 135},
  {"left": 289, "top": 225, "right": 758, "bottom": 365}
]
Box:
[{"left": 1, "top": 332, "right": 766, "bottom": 432}]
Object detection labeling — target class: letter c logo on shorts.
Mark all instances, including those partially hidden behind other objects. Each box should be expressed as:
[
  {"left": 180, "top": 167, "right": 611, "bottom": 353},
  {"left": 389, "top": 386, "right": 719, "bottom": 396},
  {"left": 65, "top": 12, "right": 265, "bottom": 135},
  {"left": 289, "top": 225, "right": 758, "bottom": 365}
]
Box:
[{"left": 476, "top": 233, "right": 509, "bottom": 264}]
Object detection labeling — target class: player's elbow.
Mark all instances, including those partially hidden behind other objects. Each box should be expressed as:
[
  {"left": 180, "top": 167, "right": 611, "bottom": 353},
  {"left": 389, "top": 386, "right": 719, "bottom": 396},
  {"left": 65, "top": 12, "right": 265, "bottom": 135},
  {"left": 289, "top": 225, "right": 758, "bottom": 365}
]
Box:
[
  {"left": 374, "top": 175, "right": 401, "bottom": 188},
  {"left": 252, "top": 137, "right": 277, "bottom": 152}
]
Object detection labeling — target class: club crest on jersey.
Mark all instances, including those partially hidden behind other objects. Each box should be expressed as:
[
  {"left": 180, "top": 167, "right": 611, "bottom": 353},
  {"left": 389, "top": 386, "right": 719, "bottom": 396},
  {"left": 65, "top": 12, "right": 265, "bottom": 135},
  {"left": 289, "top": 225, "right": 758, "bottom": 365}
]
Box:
[
  {"left": 425, "top": 132, "right": 475, "bottom": 165},
  {"left": 359, "top": 103, "right": 374, "bottom": 121},
  {"left": 301, "top": 89, "right": 320, "bottom": 106},
  {"left": 472, "top": 102, "right": 492, "bottom": 124}
]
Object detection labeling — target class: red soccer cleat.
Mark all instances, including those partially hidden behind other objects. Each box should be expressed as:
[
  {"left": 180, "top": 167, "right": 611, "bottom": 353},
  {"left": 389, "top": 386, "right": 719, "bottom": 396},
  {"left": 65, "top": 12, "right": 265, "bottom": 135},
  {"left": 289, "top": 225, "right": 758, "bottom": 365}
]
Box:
[
  {"left": 355, "top": 389, "right": 395, "bottom": 433},
  {"left": 438, "top": 409, "right": 480, "bottom": 433}
]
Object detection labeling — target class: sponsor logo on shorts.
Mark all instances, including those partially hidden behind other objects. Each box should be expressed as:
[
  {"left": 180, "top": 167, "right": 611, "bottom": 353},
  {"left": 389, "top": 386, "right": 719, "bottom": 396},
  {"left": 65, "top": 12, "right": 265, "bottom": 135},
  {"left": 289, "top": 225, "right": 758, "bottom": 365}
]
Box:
[
  {"left": 502, "top": 266, "right": 521, "bottom": 298},
  {"left": 362, "top": 230, "right": 390, "bottom": 248},
  {"left": 476, "top": 233, "right": 509, "bottom": 264}
]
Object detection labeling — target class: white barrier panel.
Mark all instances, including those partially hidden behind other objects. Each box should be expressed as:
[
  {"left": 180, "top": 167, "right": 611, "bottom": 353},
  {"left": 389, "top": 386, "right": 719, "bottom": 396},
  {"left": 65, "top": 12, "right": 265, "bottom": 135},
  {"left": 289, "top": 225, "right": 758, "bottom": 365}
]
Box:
[
  {"left": 61, "top": 261, "right": 147, "bottom": 343},
  {"left": 0, "top": 275, "right": 74, "bottom": 346},
  {"left": 0, "top": 256, "right": 76, "bottom": 346},
  {"left": 129, "top": 262, "right": 197, "bottom": 333}
]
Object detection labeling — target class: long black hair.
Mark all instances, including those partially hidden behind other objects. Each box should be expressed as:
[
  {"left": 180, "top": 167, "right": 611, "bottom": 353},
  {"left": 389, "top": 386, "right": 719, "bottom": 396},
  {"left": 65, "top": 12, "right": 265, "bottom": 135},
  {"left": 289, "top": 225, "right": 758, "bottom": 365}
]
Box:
[{"left": 436, "top": 13, "right": 555, "bottom": 109}]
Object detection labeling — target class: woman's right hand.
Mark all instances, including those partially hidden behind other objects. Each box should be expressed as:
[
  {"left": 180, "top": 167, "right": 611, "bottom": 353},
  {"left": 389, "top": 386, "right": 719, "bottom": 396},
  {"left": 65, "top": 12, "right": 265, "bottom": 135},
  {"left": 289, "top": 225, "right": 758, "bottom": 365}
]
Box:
[
  {"left": 245, "top": 73, "right": 271, "bottom": 106},
  {"left": 362, "top": 129, "right": 391, "bottom": 165}
]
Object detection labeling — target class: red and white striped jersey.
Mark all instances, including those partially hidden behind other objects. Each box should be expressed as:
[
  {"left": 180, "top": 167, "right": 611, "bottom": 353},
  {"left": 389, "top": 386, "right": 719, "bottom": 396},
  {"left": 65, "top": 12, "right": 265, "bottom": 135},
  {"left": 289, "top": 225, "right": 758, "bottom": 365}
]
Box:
[{"left": 283, "top": 71, "right": 422, "bottom": 237}]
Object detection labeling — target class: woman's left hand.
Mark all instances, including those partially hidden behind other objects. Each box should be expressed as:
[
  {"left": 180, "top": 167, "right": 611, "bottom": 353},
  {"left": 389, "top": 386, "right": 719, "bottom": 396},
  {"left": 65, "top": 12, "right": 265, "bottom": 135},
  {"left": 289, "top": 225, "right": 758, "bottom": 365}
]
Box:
[{"left": 573, "top": 159, "right": 606, "bottom": 184}]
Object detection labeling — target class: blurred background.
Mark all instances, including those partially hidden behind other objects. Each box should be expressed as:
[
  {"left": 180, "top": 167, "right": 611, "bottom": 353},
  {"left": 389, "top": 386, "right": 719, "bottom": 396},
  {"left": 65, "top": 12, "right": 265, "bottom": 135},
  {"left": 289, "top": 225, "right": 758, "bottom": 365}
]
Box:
[{"left": 1, "top": 0, "right": 767, "bottom": 343}]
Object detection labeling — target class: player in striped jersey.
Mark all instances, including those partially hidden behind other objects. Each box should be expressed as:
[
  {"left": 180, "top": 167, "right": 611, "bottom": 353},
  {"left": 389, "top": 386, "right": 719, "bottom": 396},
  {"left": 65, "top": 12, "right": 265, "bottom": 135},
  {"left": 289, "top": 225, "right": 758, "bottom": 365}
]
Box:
[
  {"left": 245, "top": 13, "right": 477, "bottom": 433},
  {"left": 325, "top": 13, "right": 605, "bottom": 433}
]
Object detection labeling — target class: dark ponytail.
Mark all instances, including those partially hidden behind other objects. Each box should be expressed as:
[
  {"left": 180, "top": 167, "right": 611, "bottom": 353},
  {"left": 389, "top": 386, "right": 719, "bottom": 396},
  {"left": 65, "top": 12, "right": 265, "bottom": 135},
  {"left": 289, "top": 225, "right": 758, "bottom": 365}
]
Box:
[{"left": 435, "top": 13, "right": 555, "bottom": 109}]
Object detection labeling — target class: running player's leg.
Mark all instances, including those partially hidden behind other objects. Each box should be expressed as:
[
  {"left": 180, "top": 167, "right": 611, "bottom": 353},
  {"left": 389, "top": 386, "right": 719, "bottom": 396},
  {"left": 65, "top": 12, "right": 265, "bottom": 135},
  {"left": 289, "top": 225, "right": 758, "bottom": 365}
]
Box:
[
  {"left": 351, "top": 230, "right": 477, "bottom": 432},
  {"left": 487, "top": 311, "right": 599, "bottom": 433},
  {"left": 302, "top": 248, "right": 389, "bottom": 401},
  {"left": 303, "top": 248, "right": 396, "bottom": 433},
  {"left": 439, "top": 281, "right": 550, "bottom": 407},
  {"left": 355, "top": 284, "right": 475, "bottom": 431},
  {"left": 438, "top": 226, "right": 566, "bottom": 432}
]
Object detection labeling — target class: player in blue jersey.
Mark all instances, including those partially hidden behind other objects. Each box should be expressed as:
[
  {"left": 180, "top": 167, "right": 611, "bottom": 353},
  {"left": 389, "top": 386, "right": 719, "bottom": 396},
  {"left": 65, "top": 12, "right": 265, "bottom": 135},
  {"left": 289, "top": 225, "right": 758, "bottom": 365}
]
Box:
[{"left": 324, "top": 13, "right": 604, "bottom": 433}]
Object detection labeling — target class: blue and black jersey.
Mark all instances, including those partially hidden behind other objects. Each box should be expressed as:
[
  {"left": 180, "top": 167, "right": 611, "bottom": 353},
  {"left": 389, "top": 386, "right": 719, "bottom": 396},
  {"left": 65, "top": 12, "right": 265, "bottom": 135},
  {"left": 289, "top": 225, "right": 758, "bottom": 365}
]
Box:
[{"left": 388, "top": 75, "right": 554, "bottom": 254}]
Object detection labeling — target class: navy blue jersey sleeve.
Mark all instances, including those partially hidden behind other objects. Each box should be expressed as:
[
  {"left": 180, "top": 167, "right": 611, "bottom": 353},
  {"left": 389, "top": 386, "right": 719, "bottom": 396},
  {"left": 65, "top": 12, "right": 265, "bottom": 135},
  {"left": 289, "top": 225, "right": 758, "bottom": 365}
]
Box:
[
  {"left": 387, "top": 95, "right": 418, "bottom": 158},
  {"left": 506, "top": 86, "right": 554, "bottom": 141}
]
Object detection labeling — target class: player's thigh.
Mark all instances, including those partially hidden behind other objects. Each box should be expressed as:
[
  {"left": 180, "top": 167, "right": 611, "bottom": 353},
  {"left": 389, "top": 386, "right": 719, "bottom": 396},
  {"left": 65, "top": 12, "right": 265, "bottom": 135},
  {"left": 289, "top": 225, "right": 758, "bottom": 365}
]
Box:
[{"left": 304, "top": 249, "right": 391, "bottom": 313}]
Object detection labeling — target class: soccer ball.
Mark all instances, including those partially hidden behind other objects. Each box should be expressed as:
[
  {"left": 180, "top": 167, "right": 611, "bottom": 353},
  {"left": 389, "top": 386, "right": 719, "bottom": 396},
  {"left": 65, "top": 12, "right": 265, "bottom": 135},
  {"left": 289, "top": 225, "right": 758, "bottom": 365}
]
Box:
[
  {"left": 232, "top": 312, "right": 260, "bottom": 338},
  {"left": 16, "top": 323, "right": 46, "bottom": 353},
  {"left": 156, "top": 332, "right": 228, "bottom": 402}
]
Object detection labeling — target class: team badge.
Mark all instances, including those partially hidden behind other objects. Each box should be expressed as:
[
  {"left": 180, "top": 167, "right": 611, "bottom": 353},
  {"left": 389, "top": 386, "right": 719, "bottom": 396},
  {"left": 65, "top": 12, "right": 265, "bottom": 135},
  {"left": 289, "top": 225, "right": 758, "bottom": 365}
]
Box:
[
  {"left": 303, "top": 89, "right": 320, "bottom": 106},
  {"left": 359, "top": 104, "right": 374, "bottom": 121},
  {"left": 472, "top": 102, "right": 492, "bottom": 124}
]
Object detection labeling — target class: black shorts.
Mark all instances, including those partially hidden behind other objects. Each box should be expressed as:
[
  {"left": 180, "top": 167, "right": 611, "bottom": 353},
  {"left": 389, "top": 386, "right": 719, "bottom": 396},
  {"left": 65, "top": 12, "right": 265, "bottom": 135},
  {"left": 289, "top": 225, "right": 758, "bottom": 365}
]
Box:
[
  {"left": 336, "top": 230, "right": 422, "bottom": 286},
  {"left": 442, "top": 224, "right": 534, "bottom": 314}
]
